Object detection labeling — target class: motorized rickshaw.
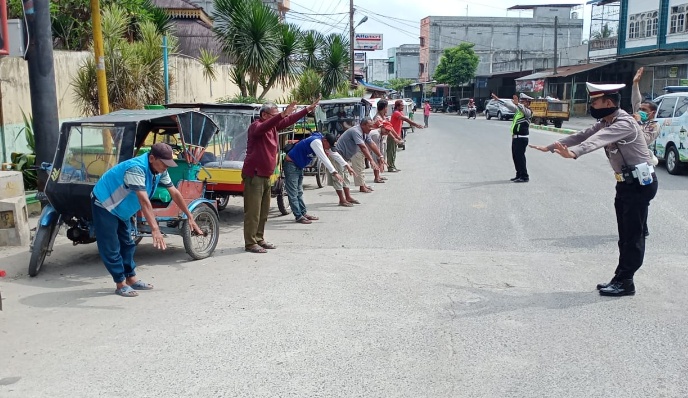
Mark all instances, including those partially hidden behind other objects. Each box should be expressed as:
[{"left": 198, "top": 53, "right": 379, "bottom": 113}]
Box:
[
  {"left": 165, "top": 103, "right": 291, "bottom": 215},
  {"left": 315, "top": 98, "right": 371, "bottom": 138},
  {"left": 28, "top": 109, "right": 221, "bottom": 277}
]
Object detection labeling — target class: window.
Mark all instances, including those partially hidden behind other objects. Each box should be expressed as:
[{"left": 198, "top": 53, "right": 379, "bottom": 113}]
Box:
[
  {"left": 656, "top": 97, "right": 678, "bottom": 119},
  {"left": 645, "top": 18, "right": 653, "bottom": 37},
  {"left": 420, "top": 37, "right": 425, "bottom": 47},
  {"left": 652, "top": 12, "right": 659, "bottom": 36},
  {"left": 629, "top": 18, "right": 637, "bottom": 38},
  {"left": 674, "top": 96, "right": 688, "bottom": 117},
  {"left": 59, "top": 126, "right": 124, "bottom": 184},
  {"left": 670, "top": 4, "right": 688, "bottom": 33}
]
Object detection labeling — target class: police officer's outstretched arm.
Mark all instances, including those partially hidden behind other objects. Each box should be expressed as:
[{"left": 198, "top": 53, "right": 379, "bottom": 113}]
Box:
[{"left": 136, "top": 191, "right": 167, "bottom": 250}]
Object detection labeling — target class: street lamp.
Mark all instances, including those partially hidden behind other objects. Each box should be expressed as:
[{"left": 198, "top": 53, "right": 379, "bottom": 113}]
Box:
[{"left": 350, "top": 9, "right": 368, "bottom": 85}]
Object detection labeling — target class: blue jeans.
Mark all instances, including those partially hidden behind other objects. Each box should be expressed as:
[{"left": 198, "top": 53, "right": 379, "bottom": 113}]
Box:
[
  {"left": 91, "top": 197, "right": 137, "bottom": 283},
  {"left": 283, "top": 160, "right": 306, "bottom": 219}
]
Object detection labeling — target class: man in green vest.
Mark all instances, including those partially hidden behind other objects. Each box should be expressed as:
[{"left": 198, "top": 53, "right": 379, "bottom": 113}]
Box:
[{"left": 492, "top": 93, "right": 533, "bottom": 182}]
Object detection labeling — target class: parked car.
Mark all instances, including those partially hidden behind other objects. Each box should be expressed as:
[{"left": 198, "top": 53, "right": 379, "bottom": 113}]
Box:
[
  {"left": 484, "top": 99, "right": 515, "bottom": 120},
  {"left": 651, "top": 87, "right": 688, "bottom": 175}
]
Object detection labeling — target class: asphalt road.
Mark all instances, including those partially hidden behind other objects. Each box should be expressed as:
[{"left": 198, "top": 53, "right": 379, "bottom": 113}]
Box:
[{"left": 2, "top": 112, "right": 688, "bottom": 397}]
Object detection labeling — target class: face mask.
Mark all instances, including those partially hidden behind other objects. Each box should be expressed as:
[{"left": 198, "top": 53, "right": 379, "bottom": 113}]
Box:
[
  {"left": 590, "top": 106, "right": 618, "bottom": 119},
  {"left": 638, "top": 111, "right": 649, "bottom": 122}
]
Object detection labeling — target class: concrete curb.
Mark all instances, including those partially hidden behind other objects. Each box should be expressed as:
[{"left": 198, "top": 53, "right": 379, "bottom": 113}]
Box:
[{"left": 530, "top": 124, "right": 577, "bottom": 135}]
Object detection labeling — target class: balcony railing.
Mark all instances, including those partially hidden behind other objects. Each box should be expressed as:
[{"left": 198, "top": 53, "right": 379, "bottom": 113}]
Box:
[{"left": 589, "top": 36, "right": 618, "bottom": 51}]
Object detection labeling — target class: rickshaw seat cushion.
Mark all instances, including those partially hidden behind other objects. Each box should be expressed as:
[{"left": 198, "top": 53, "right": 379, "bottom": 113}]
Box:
[{"left": 204, "top": 161, "right": 244, "bottom": 170}]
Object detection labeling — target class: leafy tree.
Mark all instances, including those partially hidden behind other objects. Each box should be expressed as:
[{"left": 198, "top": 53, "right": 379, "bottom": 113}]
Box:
[
  {"left": 371, "top": 80, "right": 389, "bottom": 88},
  {"left": 290, "top": 69, "right": 322, "bottom": 104},
  {"left": 199, "top": 48, "right": 219, "bottom": 97},
  {"left": 387, "top": 78, "right": 414, "bottom": 92},
  {"left": 71, "top": 4, "right": 174, "bottom": 115},
  {"left": 7, "top": 0, "right": 169, "bottom": 50},
  {"left": 433, "top": 43, "right": 479, "bottom": 87}
]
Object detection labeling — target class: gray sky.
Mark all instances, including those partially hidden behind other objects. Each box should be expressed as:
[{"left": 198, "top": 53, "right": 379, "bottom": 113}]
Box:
[{"left": 285, "top": 0, "right": 592, "bottom": 60}]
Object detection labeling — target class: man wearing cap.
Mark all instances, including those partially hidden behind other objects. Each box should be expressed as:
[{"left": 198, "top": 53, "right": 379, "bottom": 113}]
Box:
[
  {"left": 242, "top": 98, "right": 320, "bottom": 253},
  {"left": 91, "top": 142, "right": 204, "bottom": 297},
  {"left": 283, "top": 133, "right": 351, "bottom": 224},
  {"left": 530, "top": 82, "right": 658, "bottom": 297},
  {"left": 492, "top": 93, "right": 533, "bottom": 182}
]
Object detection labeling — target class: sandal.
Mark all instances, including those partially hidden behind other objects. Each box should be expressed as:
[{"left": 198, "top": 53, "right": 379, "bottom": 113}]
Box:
[
  {"left": 115, "top": 286, "right": 138, "bottom": 297},
  {"left": 338, "top": 202, "right": 353, "bottom": 207},
  {"left": 295, "top": 216, "right": 312, "bottom": 224},
  {"left": 258, "top": 241, "right": 277, "bottom": 250},
  {"left": 129, "top": 280, "right": 154, "bottom": 290},
  {"left": 304, "top": 214, "right": 319, "bottom": 221},
  {"left": 347, "top": 199, "right": 361, "bottom": 205},
  {"left": 245, "top": 244, "right": 267, "bottom": 253},
  {"left": 374, "top": 179, "right": 386, "bottom": 183}
]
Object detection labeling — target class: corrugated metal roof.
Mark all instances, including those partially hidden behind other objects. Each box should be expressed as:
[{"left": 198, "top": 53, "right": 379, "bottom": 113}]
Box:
[
  {"left": 508, "top": 4, "right": 579, "bottom": 9},
  {"left": 515, "top": 62, "right": 615, "bottom": 80}
]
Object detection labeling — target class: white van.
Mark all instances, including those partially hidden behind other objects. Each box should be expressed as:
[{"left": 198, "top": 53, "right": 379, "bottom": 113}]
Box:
[{"left": 652, "top": 88, "right": 688, "bottom": 174}]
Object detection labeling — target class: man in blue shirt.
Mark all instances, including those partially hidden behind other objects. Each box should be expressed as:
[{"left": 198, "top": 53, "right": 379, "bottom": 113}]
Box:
[
  {"left": 91, "top": 143, "right": 203, "bottom": 297},
  {"left": 284, "top": 133, "right": 350, "bottom": 223}
]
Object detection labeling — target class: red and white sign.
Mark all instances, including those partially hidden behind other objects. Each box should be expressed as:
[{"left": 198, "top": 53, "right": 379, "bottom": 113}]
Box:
[{"left": 354, "top": 33, "right": 383, "bottom": 51}]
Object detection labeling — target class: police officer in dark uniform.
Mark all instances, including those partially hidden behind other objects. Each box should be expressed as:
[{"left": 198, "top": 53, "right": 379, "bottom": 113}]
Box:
[
  {"left": 492, "top": 93, "right": 533, "bottom": 182},
  {"left": 530, "top": 83, "right": 658, "bottom": 297}
]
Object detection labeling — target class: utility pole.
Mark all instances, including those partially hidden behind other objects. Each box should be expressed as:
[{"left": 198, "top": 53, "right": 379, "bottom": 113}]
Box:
[
  {"left": 553, "top": 15, "right": 558, "bottom": 75},
  {"left": 22, "top": 0, "right": 59, "bottom": 192},
  {"left": 349, "top": 0, "right": 355, "bottom": 85},
  {"left": 90, "top": 0, "right": 109, "bottom": 114}
]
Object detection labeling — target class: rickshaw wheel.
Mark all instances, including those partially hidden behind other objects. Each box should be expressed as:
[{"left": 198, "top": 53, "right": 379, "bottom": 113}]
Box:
[
  {"left": 182, "top": 204, "right": 220, "bottom": 260},
  {"left": 217, "top": 194, "right": 230, "bottom": 211},
  {"left": 29, "top": 223, "right": 56, "bottom": 277},
  {"left": 316, "top": 160, "right": 327, "bottom": 188},
  {"left": 276, "top": 178, "right": 291, "bottom": 215}
]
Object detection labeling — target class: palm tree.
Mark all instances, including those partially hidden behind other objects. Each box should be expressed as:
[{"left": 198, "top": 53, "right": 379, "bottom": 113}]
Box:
[
  {"left": 291, "top": 68, "right": 322, "bottom": 104},
  {"left": 199, "top": 48, "right": 220, "bottom": 97},
  {"left": 302, "top": 30, "right": 325, "bottom": 71},
  {"left": 258, "top": 23, "right": 303, "bottom": 99},
  {"left": 320, "top": 33, "right": 350, "bottom": 97},
  {"left": 213, "top": 0, "right": 281, "bottom": 98}
]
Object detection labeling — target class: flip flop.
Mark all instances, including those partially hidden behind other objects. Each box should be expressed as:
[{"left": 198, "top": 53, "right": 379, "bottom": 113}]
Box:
[
  {"left": 347, "top": 199, "right": 361, "bottom": 204},
  {"left": 374, "top": 180, "right": 385, "bottom": 183},
  {"left": 338, "top": 202, "right": 353, "bottom": 207},
  {"left": 258, "top": 241, "right": 277, "bottom": 249},
  {"left": 129, "top": 280, "right": 154, "bottom": 290},
  {"left": 245, "top": 244, "right": 267, "bottom": 253},
  {"left": 115, "top": 286, "right": 138, "bottom": 297}
]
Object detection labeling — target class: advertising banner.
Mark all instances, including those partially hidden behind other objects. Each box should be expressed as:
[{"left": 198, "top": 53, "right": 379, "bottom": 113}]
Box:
[{"left": 354, "top": 33, "right": 383, "bottom": 51}]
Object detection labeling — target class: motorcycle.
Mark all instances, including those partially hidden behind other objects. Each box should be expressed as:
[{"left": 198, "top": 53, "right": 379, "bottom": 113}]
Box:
[{"left": 467, "top": 106, "right": 477, "bottom": 119}]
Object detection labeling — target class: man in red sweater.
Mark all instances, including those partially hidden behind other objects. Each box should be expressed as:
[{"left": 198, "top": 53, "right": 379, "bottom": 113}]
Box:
[{"left": 242, "top": 99, "right": 320, "bottom": 253}]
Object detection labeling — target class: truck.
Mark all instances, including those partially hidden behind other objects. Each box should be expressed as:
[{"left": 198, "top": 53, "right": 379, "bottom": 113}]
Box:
[{"left": 529, "top": 98, "right": 570, "bottom": 128}]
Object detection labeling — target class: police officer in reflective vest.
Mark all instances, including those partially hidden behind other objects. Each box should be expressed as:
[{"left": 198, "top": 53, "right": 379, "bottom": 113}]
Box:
[
  {"left": 492, "top": 93, "right": 533, "bottom": 182},
  {"left": 530, "top": 83, "right": 658, "bottom": 297}
]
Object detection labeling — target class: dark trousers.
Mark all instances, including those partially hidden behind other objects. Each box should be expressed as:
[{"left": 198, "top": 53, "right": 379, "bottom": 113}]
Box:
[
  {"left": 511, "top": 137, "right": 529, "bottom": 179},
  {"left": 91, "top": 197, "right": 137, "bottom": 283},
  {"left": 242, "top": 174, "right": 272, "bottom": 248},
  {"left": 613, "top": 179, "right": 658, "bottom": 280}
]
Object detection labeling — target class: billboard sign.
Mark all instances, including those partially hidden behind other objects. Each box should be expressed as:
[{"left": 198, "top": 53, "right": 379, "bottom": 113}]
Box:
[
  {"left": 354, "top": 33, "right": 383, "bottom": 51},
  {"left": 354, "top": 52, "right": 366, "bottom": 62}
]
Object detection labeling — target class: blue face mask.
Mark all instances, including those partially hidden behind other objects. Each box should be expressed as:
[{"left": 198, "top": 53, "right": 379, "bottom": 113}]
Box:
[{"left": 638, "top": 111, "right": 649, "bottom": 122}]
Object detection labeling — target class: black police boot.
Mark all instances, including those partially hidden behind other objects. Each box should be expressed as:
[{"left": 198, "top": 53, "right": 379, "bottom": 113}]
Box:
[
  {"left": 596, "top": 276, "right": 619, "bottom": 290},
  {"left": 599, "top": 279, "right": 635, "bottom": 297}
]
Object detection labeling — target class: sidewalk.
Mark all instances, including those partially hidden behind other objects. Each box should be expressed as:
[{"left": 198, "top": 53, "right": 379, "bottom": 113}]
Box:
[{"left": 530, "top": 116, "right": 591, "bottom": 135}]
